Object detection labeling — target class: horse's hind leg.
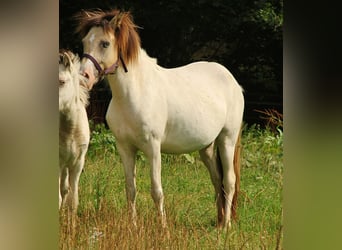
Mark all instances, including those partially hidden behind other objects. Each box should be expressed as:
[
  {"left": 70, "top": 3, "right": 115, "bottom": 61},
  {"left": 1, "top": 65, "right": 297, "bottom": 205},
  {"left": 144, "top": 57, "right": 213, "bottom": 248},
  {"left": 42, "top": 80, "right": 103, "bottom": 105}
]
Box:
[
  {"left": 216, "top": 133, "right": 237, "bottom": 228},
  {"left": 199, "top": 142, "right": 225, "bottom": 227}
]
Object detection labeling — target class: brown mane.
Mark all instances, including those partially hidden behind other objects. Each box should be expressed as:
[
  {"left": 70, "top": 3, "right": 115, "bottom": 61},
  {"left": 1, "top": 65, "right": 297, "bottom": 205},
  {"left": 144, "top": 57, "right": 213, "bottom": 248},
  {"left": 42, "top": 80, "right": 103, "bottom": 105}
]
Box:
[{"left": 74, "top": 9, "right": 141, "bottom": 65}]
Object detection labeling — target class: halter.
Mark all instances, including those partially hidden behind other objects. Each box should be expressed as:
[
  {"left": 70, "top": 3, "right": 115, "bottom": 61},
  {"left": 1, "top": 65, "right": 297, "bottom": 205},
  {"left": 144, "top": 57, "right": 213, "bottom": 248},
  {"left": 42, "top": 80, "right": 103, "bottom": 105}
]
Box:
[{"left": 82, "top": 52, "right": 128, "bottom": 77}]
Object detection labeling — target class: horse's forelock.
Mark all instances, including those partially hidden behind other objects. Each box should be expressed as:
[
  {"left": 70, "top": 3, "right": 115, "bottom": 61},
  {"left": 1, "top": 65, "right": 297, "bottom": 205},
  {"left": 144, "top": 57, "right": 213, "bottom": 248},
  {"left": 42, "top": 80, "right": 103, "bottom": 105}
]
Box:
[
  {"left": 75, "top": 9, "right": 119, "bottom": 38},
  {"left": 75, "top": 9, "right": 141, "bottom": 65}
]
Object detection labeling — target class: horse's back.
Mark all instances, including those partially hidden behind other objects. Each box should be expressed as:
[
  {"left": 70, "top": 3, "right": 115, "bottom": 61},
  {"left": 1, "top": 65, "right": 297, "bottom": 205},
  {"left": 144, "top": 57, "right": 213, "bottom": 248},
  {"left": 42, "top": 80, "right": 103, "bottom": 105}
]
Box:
[
  {"left": 165, "top": 61, "right": 243, "bottom": 118},
  {"left": 179, "top": 61, "right": 244, "bottom": 114},
  {"left": 166, "top": 61, "right": 243, "bottom": 109},
  {"left": 171, "top": 61, "right": 238, "bottom": 85}
]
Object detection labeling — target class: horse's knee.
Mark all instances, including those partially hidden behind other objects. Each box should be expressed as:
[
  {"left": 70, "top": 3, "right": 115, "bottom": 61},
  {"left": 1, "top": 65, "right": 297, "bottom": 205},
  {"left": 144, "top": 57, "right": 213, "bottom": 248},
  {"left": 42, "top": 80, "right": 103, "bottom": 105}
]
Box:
[
  {"left": 151, "top": 188, "right": 164, "bottom": 203},
  {"left": 60, "top": 180, "right": 69, "bottom": 197},
  {"left": 61, "top": 188, "right": 68, "bottom": 197}
]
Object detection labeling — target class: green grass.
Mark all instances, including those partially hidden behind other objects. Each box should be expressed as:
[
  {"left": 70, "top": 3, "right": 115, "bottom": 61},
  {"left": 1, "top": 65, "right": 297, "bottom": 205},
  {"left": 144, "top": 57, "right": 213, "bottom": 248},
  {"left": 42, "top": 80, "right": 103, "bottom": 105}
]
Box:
[{"left": 60, "top": 123, "right": 283, "bottom": 249}]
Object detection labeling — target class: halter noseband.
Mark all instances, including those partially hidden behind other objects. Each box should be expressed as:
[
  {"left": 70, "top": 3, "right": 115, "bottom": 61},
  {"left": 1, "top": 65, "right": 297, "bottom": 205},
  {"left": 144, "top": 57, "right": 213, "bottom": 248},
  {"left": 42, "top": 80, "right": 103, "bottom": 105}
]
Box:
[{"left": 82, "top": 52, "right": 128, "bottom": 77}]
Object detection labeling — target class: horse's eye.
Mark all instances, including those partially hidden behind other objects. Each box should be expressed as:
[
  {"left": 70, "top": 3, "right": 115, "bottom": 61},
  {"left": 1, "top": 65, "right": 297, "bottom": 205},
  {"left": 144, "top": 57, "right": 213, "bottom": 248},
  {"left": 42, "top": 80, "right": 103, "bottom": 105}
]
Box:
[
  {"left": 59, "top": 80, "right": 65, "bottom": 86},
  {"left": 101, "top": 41, "right": 110, "bottom": 48}
]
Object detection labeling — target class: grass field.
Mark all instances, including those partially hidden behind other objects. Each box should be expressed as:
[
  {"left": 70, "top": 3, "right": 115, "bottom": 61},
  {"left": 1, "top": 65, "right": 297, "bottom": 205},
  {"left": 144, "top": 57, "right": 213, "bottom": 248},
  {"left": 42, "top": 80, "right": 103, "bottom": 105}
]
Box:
[{"left": 59, "top": 123, "right": 283, "bottom": 249}]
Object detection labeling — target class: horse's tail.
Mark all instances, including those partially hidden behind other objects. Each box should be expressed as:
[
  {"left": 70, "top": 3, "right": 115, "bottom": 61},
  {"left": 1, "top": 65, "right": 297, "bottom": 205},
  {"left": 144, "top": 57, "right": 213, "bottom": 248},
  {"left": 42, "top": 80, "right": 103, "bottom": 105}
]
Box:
[{"left": 231, "top": 126, "right": 242, "bottom": 220}]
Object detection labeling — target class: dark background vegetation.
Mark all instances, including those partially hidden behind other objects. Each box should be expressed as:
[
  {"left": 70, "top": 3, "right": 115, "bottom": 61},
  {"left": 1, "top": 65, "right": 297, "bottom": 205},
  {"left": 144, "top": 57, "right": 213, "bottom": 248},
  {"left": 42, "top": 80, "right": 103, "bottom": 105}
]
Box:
[{"left": 60, "top": 0, "right": 283, "bottom": 126}]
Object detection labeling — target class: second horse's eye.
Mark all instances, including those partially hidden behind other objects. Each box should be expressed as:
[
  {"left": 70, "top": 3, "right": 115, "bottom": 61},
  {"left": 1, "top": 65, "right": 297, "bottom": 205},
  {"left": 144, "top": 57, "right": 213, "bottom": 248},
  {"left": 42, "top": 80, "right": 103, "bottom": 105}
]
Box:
[{"left": 101, "top": 41, "right": 110, "bottom": 48}]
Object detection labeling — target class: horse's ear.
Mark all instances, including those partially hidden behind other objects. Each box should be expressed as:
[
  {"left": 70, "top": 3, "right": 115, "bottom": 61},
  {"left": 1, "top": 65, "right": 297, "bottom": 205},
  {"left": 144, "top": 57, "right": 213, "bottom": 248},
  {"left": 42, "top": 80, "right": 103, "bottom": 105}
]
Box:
[
  {"left": 59, "top": 51, "right": 73, "bottom": 69},
  {"left": 109, "top": 12, "right": 125, "bottom": 31}
]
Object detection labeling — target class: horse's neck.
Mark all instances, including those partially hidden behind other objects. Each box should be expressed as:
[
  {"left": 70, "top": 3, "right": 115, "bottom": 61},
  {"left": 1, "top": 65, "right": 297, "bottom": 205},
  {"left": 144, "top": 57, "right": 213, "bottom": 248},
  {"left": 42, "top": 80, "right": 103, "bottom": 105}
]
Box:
[{"left": 107, "top": 49, "right": 156, "bottom": 101}]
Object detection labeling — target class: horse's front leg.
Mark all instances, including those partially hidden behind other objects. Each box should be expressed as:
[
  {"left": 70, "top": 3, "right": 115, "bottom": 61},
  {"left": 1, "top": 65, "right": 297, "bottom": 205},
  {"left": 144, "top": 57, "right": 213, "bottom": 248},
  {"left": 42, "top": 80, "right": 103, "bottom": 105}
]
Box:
[
  {"left": 117, "top": 142, "right": 138, "bottom": 225},
  {"left": 68, "top": 145, "right": 88, "bottom": 212},
  {"left": 145, "top": 140, "right": 166, "bottom": 227}
]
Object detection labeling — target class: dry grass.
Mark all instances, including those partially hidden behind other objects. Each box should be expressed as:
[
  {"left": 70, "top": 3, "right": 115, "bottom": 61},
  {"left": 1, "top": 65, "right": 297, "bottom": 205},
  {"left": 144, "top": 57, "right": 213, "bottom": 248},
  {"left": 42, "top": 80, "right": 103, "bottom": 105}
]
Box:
[
  {"left": 60, "top": 202, "right": 224, "bottom": 249},
  {"left": 255, "top": 108, "right": 283, "bottom": 131}
]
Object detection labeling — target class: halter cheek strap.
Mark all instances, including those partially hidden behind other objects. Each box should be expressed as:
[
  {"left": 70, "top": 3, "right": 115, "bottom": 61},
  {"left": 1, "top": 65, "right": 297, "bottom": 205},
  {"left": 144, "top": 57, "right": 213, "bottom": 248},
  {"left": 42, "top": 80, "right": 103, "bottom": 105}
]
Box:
[
  {"left": 82, "top": 52, "right": 128, "bottom": 77},
  {"left": 119, "top": 53, "right": 128, "bottom": 73}
]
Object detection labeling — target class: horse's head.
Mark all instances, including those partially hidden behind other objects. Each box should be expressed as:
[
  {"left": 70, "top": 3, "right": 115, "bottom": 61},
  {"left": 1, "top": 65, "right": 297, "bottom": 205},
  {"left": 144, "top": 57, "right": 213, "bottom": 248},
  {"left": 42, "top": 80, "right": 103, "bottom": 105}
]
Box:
[
  {"left": 59, "top": 50, "right": 82, "bottom": 111},
  {"left": 75, "top": 9, "right": 141, "bottom": 89}
]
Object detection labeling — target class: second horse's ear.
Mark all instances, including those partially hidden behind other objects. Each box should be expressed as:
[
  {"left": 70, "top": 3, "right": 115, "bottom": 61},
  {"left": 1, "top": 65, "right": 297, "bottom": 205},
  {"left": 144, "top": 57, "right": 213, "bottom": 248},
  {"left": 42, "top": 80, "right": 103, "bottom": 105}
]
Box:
[
  {"left": 59, "top": 50, "right": 77, "bottom": 68},
  {"left": 59, "top": 51, "right": 72, "bottom": 69},
  {"left": 110, "top": 12, "right": 125, "bottom": 32}
]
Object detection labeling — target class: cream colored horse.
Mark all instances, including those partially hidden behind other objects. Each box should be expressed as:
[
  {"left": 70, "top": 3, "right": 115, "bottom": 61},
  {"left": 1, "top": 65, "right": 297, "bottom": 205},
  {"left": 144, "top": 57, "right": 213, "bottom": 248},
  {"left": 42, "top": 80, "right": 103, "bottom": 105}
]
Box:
[
  {"left": 59, "top": 50, "right": 90, "bottom": 212},
  {"left": 76, "top": 10, "right": 244, "bottom": 228}
]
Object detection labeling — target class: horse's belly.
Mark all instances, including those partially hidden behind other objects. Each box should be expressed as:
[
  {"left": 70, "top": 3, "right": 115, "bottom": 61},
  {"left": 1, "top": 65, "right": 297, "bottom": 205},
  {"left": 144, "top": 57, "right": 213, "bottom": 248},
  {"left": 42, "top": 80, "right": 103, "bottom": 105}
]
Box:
[
  {"left": 161, "top": 92, "right": 227, "bottom": 153},
  {"left": 161, "top": 140, "right": 209, "bottom": 154},
  {"left": 161, "top": 120, "right": 222, "bottom": 154},
  {"left": 161, "top": 134, "right": 215, "bottom": 154}
]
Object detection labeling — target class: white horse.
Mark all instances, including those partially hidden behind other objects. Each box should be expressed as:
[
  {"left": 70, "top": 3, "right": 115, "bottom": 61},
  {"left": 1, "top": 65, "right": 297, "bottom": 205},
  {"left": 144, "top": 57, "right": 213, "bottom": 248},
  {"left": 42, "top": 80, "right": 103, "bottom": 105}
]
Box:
[
  {"left": 75, "top": 10, "right": 244, "bottom": 228},
  {"left": 59, "top": 50, "right": 90, "bottom": 212}
]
